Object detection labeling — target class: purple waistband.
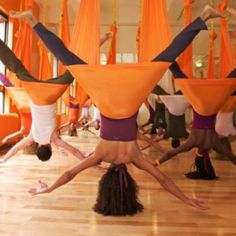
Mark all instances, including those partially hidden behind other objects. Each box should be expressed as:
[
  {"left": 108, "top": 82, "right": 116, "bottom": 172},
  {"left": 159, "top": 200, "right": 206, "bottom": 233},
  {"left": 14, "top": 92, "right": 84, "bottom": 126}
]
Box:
[
  {"left": 192, "top": 110, "right": 216, "bottom": 129},
  {"left": 100, "top": 113, "right": 137, "bottom": 141},
  {"left": 0, "top": 73, "right": 13, "bottom": 87}
]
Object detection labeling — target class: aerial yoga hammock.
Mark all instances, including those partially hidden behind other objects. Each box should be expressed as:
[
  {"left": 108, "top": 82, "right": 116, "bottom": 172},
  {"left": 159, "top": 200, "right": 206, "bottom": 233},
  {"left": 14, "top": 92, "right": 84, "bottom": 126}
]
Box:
[
  {"left": 15, "top": 5, "right": 221, "bottom": 216},
  {"left": 156, "top": 3, "right": 236, "bottom": 180},
  {"left": 156, "top": 64, "right": 236, "bottom": 168},
  {"left": 0, "top": 27, "right": 85, "bottom": 163},
  {"left": 156, "top": 61, "right": 236, "bottom": 160}
]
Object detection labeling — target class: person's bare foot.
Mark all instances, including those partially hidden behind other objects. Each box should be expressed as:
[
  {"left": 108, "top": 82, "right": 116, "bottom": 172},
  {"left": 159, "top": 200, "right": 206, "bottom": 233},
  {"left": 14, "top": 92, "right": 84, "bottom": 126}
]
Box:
[
  {"left": 200, "top": 4, "right": 224, "bottom": 22},
  {"left": 0, "top": 16, "right": 6, "bottom": 23},
  {"left": 9, "top": 10, "right": 37, "bottom": 26}
]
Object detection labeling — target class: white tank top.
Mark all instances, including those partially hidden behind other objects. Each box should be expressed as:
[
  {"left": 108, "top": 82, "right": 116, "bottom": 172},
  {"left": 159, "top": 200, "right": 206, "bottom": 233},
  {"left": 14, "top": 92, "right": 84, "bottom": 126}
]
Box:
[
  {"left": 159, "top": 95, "right": 189, "bottom": 116},
  {"left": 215, "top": 111, "right": 236, "bottom": 137},
  {"left": 30, "top": 101, "right": 57, "bottom": 145}
]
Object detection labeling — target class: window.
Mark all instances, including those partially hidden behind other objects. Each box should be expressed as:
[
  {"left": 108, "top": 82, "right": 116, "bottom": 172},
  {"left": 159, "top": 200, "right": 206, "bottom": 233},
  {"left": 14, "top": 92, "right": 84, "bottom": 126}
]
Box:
[{"left": 0, "top": 12, "right": 8, "bottom": 113}]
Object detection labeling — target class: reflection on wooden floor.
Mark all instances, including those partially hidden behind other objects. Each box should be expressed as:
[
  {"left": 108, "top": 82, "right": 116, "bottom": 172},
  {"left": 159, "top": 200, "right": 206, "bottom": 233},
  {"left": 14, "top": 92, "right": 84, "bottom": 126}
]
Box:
[{"left": 0, "top": 130, "right": 236, "bottom": 236}]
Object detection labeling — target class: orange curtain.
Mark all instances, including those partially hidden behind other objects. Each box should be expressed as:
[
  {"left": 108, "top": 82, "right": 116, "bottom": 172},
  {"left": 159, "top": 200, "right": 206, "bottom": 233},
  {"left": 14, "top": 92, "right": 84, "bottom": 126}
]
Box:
[
  {"left": 107, "top": 22, "right": 117, "bottom": 64},
  {"left": 138, "top": 0, "right": 171, "bottom": 62},
  {"left": 218, "top": 0, "right": 235, "bottom": 78},
  {"left": 178, "top": 0, "right": 194, "bottom": 77}
]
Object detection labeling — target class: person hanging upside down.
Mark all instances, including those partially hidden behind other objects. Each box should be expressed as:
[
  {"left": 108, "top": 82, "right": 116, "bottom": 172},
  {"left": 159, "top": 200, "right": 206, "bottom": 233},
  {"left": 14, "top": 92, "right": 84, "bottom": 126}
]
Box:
[
  {"left": 10, "top": 5, "right": 222, "bottom": 215},
  {"left": 0, "top": 27, "right": 86, "bottom": 163},
  {"left": 155, "top": 64, "right": 236, "bottom": 181}
]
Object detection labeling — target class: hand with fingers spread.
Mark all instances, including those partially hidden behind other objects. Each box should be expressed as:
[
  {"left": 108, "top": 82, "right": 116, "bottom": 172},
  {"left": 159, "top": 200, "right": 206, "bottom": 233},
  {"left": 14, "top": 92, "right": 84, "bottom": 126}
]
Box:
[
  {"left": 185, "top": 198, "right": 210, "bottom": 210},
  {"left": 28, "top": 180, "right": 49, "bottom": 195}
]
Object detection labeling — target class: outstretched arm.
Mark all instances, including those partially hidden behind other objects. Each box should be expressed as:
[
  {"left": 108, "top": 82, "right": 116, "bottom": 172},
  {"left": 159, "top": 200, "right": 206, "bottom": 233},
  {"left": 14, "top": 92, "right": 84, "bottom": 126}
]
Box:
[
  {"left": 29, "top": 154, "right": 101, "bottom": 195},
  {"left": 159, "top": 141, "right": 193, "bottom": 164},
  {"left": 133, "top": 156, "right": 209, "bottom": 210},
  {"left": 51, "top": 132, "right": 85, "bottom": 160},
  {"left": 0, "top": 134, "right": 34, "bottom": 163},
  {"left": 1, "top": 128, "right": 25, "bottom": 144},
  {"left": 137, "top": 131, "right": 165, "bottom": 153}
]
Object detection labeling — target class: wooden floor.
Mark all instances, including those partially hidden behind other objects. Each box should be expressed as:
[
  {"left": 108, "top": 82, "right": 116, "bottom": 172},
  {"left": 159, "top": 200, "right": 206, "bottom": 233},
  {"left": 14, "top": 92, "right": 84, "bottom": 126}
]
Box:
[{"left": 1, "top": 130, "right": 236, "bottom": 236}]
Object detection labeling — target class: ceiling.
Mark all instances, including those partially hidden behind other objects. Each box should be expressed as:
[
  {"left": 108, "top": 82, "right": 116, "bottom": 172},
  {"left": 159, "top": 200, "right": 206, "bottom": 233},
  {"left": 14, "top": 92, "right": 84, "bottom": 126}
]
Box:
[{"left": 33, "top": 0, "right": 236, "bottom": 72}]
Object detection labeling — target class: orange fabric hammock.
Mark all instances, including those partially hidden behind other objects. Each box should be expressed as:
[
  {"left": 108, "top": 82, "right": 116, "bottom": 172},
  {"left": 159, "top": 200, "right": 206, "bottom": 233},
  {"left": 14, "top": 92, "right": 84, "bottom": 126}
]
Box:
[
  {"left": 138, "top": 0, "right": 171, "bottom": 62},
  {"left": 69, "top": 0, "right": 100, "bottom": 64},
  {"left": 20, "top": 81, "right": 69, "bottom": 105},
  {"left": 5, "top": 87, "right": 31, "bottom": 134},
  {"left": 220, "top": 96, "right": 236, "bottom": 112},
  {"left": 67, "top": 0, "right": 100, "bottom": 109},
  {"left": 8, "top": 0, "right": 34, "bottom": 87},
  {"left": 67, "top": 62, "right": 170, "bottom": 118},
  {"left": 176, "top": 79, "right": 236, "bottom": 115},
  {"left": 5, "top": 87, "right": 30, "bottom": 113},
  {"left": 38, "top": 40, "right": 53, "bottom": 80},
  {"left": 59, "top": 0, "right": 74, "bottom": 107},
  {"left": 217, "top": 0, "right": 236, "bottom": 112},
  {"left": 218, "top": 0, "right": 235, "bottom": 78},
  {"left": 178, "top": 0, "right": 194, "bottom": 77},
  {"left": 107, "top": 22, "right": 117, "bottom": 64},
  {"left": 207, "top": 31, "right": 217, "bottom": 79},
  {"left": 59, "top": 0, "right": 70, "bottom": 75}
]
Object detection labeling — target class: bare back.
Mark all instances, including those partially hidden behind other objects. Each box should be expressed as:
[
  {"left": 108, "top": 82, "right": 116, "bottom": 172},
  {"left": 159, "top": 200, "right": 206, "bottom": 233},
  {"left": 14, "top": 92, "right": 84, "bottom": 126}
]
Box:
[{"left": 95, "top": 138, "right": 142, "bottom": 165}]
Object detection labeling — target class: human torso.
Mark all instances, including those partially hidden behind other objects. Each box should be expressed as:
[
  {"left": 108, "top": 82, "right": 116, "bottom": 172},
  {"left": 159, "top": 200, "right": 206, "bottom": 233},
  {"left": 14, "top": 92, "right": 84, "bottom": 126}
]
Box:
[
  {"left": 95, "top": 139, "right": 141, "bottom": 165},
  {"left": 30, "top": 101, "right": 57, "bottom": 145}
]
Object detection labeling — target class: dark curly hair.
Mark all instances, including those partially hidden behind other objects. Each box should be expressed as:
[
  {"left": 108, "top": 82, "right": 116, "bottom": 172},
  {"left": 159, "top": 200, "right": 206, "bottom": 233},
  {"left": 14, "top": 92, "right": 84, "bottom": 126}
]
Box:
[{"left": 93, "top": 164, "right": 144, "bottom": 216}]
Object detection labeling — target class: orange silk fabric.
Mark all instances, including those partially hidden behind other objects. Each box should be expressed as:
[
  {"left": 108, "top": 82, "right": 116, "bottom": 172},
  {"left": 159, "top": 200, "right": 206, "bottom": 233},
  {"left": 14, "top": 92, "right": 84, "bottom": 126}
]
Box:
[
  {"left": 5, "top": 87, "right": 30, "bottom": 113},
  {"left": 21, "top": 81, "right": 69, "bottom": 105},
  {"left": 67, "top": 62, "right": 171, "bottom": 119},
  {"left": 176, "top": 79, "right": 236, "bottom": 115}
]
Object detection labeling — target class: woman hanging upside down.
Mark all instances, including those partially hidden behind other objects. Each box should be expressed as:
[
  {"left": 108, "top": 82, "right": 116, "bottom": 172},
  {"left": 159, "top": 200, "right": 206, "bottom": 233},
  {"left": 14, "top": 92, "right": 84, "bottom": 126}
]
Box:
[{"left": 10, "top": 5, "right": 222, "bottom": 215}]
